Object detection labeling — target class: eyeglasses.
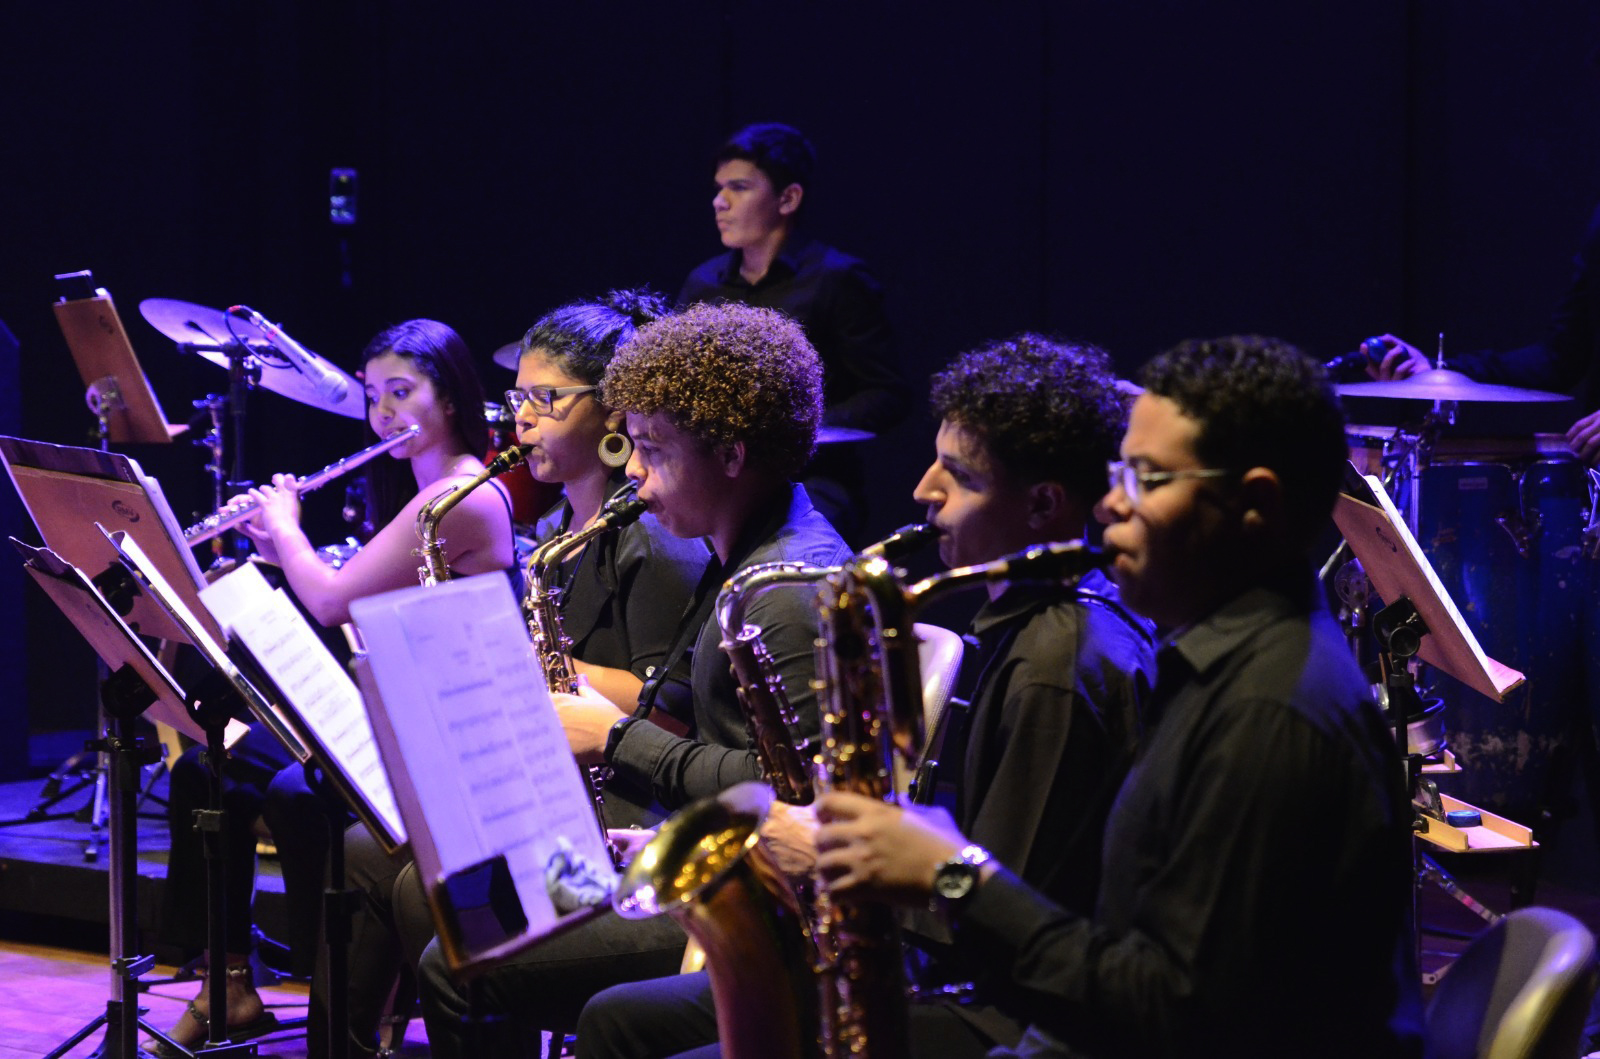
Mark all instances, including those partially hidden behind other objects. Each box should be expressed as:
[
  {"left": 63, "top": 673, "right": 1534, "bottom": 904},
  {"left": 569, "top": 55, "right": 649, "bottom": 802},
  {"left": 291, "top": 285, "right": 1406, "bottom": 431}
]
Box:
[
  {"left": 505, "top": 385, "right": 597, "bottom": 418},
  {"left": 1107, "top": 460, "right": 1234, "bottom": 505}
]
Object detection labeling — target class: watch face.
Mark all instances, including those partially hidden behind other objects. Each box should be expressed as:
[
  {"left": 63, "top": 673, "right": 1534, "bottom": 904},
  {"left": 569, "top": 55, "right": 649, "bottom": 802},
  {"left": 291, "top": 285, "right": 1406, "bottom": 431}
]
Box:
[{"left": 934, "top": 862, "right": 977, "bottom": 901}]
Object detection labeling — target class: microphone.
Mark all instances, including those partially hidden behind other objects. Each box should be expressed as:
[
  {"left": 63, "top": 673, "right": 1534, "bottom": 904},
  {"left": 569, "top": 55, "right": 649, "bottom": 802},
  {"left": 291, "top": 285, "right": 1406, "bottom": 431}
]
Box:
[
  {"left": 1324, "top": 336, "right": 1389, "bottom": 379},
  {"left": 227, "top": 305, "right": 351, "bottom": 405}
]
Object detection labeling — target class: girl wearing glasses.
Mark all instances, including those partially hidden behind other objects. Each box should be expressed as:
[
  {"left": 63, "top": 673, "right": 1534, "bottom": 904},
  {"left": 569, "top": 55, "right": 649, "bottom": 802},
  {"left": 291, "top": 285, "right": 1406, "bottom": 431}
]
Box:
[{"left": 319, "top": 291, "right": 712, "bottom": 1058}]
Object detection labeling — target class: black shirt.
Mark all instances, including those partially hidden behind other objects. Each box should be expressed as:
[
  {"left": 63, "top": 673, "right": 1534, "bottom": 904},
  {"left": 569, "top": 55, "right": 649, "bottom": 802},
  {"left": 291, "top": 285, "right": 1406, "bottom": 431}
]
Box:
[
  {"left": 532, "top": 490, "right": 712, "bottom": 827},
  {"left": 956, "top": 572, "right": 1154, "bottom": 915},
  {"left": 679, "top": 237, "right": 911, "bottom": 432},
  {"left": 954, "top": 575, "right": 1424, "bottom": 1059},
  {"left": 917, "top": 572, "right": 1156, "bottom": 1049},
  {"left": 607, "top": 484, "right": 851, "bottom": 808}
]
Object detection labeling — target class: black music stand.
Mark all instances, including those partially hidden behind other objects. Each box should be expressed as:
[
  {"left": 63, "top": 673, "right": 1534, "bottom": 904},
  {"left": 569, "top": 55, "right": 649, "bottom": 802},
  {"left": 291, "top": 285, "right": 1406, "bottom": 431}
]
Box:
[
  {"left": 11, "top": 539, "right": 259, "bottom": 1058},
  {"left": 1334, "top": 464, "right": 1533, "bottom": 977},
  {"left": 196, "top": 559, "right": 412, "bottom": 1059},
  {"left": 103, "top": 529, "right": 316, "bottom": 1057}
]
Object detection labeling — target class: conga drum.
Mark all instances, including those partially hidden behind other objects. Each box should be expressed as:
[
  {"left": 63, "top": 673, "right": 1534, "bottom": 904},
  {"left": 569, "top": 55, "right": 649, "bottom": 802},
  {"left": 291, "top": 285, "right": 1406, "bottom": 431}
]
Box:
[{"left": 1416, "top": 434, "right": 1597, "bottom": 822}]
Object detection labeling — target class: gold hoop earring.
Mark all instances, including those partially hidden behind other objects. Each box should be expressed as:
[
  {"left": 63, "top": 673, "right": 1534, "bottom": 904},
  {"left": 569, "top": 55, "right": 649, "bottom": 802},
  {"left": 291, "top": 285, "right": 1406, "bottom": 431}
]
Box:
[{"left": 598, "top": 431, "right": 633, "bottom": 468}]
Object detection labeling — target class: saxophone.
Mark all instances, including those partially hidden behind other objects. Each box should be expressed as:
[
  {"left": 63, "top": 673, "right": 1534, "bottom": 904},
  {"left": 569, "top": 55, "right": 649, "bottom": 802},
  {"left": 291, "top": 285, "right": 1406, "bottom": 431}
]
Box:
[
  {"left": 618, "top": 538, "right": 1109, "bottom": 1059},
  {"left": 524, "top": 484, "right": 649, "bottom": 863},
  {"left": 414, "top": 444, "right": 530, "bottom": 586},
  {"left": 714, "top": 523, "right": 938, "bottom": 807}
]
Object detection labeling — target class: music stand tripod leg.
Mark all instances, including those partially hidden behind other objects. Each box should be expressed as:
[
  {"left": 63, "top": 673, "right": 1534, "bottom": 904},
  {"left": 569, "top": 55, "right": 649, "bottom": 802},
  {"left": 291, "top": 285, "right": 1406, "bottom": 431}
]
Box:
[{"left": 41, "top": 667, "right": 163, "bottom": 1058}]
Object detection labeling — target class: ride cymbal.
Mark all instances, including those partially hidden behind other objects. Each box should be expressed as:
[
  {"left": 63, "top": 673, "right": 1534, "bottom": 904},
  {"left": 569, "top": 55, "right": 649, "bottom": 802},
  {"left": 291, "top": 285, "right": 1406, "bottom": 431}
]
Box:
[
  {"left": 1337, "top": 369, "right": 1570, "bottom": 404},
  {"left": 139, "top": 298, "right": 364, "bottom": 418}
]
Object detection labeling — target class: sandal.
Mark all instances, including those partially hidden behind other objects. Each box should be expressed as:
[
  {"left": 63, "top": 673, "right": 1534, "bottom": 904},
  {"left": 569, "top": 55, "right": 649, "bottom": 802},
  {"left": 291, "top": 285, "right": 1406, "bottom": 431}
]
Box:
[{"left": 151, "top": 963, "right": 281, "bottom": 1057}]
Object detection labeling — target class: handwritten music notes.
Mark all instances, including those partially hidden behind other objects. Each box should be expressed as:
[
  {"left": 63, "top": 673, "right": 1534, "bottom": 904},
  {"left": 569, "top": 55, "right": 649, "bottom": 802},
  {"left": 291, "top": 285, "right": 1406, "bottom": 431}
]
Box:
[
  {"left": 351, "top": 574, "right": 616, "bottom": 970},
  {"left": 199, "top": 562, "right": 405, "bottom": 845}
]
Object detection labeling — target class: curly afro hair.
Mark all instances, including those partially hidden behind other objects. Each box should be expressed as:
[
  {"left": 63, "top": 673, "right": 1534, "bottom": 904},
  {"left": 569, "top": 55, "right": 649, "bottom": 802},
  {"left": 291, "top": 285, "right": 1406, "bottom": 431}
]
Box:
[
  {"left": 930, "top": 334, "right": 1128, "bottom": 506},
  {"left": 601, "top": 302, "right": 823, "bottom": 479},
  {"left": 1139, "top": 334, "right": 1348, "bottom": 544}
]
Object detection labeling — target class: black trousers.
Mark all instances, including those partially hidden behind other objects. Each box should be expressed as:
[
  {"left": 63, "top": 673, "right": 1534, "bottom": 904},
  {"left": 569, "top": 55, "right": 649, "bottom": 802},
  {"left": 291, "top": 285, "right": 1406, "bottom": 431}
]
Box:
[
  {"left": 575, "top": 969, "right": 1006, "bottom": 1059},
  {"left": 416, "top": 907, "right": 688, "bottom": 1059},
  {"left": 161, "top": 726, "right": 293, "bottom": 957},
  {"left": 309, "top": 821, "right": 435, "bottom": 1057}
]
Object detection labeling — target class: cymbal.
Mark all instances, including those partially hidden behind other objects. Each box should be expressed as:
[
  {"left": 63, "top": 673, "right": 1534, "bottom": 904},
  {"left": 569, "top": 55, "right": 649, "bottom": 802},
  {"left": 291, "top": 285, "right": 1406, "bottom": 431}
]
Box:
[
  {"left": 817, "top": 426, "right": 874, "bottom": 444},
  {"left": 492, "top": 339, "right": 522, "bottom": 371},
  {"left": 140, "top": 298, "right": 364, "bottom": 418},
  {"left": 1336, "top": 369, "right": 1570, "bottom": 404}
]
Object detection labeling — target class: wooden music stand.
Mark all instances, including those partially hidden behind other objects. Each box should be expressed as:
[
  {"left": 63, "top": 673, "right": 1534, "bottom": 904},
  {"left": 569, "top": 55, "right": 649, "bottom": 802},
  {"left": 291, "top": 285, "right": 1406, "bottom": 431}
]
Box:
[
  {"left": 1333, "top": 466, "right": 1523, "bottom": 703},
  {"left": 1334, "top": 465, "right": 1535, "bottom": 971},
  {"left": 13, "top": 538, "right": 259, "bottom": 1057},
  {"left": 0, "top": 435, "right": 221, "bottom": 644},
  {"left": 54, "top": 281, "right": 186, "bottom": 444}
]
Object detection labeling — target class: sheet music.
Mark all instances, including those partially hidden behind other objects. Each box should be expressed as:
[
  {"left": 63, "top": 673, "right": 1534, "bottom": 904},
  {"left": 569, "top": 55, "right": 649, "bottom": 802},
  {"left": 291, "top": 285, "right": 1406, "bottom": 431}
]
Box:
[
  {"left": 102, "top": 528, "right": 309, "bottom": 758},
  {"left": 351, "top": 574, "right": 615, "bottom": 952},
  {"left": 200, "top": 562, "right": 405, "bottom": 845}
]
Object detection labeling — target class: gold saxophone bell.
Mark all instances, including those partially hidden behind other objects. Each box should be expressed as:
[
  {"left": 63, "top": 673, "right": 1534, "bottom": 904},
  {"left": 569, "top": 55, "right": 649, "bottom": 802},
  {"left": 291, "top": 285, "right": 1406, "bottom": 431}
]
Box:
[{"left": 615, "top": 783, "right": 817, "bottom": 1059}]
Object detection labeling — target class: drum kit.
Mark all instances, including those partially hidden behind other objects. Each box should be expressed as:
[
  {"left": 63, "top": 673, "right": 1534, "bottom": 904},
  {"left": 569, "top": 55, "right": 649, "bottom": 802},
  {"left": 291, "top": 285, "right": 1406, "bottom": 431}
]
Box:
[{"left": 1332, "top": 359, "right": 1600, "bottom": 821}]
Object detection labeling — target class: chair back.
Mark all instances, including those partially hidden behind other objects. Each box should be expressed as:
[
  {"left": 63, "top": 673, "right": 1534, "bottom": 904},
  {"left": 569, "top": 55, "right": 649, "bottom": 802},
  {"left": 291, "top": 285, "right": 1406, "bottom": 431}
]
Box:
[
  {"left": 914, "top": 622, "right": 964, "bottom": 734},
  {"left": 1427, "top": 906, "right": 1598, "bottom": 1059}
]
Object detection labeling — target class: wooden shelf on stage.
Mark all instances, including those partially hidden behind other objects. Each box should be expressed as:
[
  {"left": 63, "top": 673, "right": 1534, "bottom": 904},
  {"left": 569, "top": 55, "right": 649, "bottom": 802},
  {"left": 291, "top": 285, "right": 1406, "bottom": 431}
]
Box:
[
  {"left": 1420, "top": 748, "right": 1460, "bottom": 774},
  {"left": 1417, "top": 794, "right": 1537, "bottom": 854}
]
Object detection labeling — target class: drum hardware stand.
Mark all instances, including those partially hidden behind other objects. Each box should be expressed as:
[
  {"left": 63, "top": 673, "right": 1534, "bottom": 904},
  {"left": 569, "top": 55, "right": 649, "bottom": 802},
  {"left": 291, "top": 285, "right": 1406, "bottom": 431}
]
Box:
[
  {"left": 1371, "top": 597, "right": 1539, "bottom": 983},
  {"left": 179, "top": 338, "right": 262, "bottom": 566}
]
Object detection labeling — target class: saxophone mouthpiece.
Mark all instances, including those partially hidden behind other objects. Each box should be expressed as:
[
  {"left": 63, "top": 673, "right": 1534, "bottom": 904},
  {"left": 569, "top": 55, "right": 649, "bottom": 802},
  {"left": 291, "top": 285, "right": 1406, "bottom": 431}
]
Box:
[
  {"left": 484, "top": 444, "right": 532, "bottom": 476},
  {"left": 598, "top": 484, "right": 648, "bottom": 528},
  {"left": 861, "top": 522, "right": 939, "bottom": 561}
]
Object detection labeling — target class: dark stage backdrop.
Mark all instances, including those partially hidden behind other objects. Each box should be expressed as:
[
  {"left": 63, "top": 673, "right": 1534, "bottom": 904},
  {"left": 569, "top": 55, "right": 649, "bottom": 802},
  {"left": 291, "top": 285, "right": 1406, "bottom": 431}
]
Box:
[{"left": 1, "top": 2, "right": 1598, "bottom": 772}]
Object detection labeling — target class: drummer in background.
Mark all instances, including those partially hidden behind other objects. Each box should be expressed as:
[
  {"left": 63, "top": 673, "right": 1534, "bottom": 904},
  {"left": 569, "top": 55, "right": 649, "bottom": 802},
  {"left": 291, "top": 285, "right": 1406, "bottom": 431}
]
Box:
[
  {"left": 678, "top": 121, "right": 911, "bottom": 539},
  {"left": 1366, "top": 202, "right": 1600, "bottom": 465},
  {"left": 156, "top": 319, "right": 516, "bottom": 1055},
  {"left": 318, "top": 291, "right": 713, "bottom": 1057}
]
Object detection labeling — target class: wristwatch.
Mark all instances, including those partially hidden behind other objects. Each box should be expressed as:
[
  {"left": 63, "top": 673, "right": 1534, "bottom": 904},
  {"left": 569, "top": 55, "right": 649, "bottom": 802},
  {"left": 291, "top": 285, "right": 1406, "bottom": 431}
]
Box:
[{"left": 931, "top": 844, "right": 992, "bottom": 913}]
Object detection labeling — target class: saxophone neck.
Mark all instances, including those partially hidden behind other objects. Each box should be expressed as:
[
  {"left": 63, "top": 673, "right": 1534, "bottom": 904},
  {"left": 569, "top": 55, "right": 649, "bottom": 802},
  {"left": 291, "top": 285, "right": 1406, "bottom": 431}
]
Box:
[
  {"left": 907, "top": 539, "right": 1107, "bottom": 602},
  {"left": 533, "top": 484, "right": 648, "bottom": 582},
  {"left": 715, "top": 561, "right": 834, "bottom": 639},
  {"left": 415, "top": 453, "right": 529, "bottom": 586}
]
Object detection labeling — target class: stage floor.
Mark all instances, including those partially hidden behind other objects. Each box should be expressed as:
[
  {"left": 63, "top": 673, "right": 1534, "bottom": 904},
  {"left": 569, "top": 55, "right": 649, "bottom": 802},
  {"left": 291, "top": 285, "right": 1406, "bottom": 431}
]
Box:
[{"left": 0, "top": 769, "right": 433, "bottom": 1057}]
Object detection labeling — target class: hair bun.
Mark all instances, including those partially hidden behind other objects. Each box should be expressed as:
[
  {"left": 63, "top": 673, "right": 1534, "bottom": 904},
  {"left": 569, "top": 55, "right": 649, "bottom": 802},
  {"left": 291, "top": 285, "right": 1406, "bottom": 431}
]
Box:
[{"left": 603, "top": 287, "right": 669, "bottom": 327}]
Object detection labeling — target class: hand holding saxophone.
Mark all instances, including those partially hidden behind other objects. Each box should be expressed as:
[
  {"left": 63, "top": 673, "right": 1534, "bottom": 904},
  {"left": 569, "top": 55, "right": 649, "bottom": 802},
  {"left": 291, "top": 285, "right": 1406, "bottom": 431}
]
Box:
[
  {"left": 758, "top": 800, "right": 820, "bottom": 877},
  {"left": 552, "top": 679, "right": 628, "bottom": 765},
  {"left": 814, "top": 791, "right": 970, "bottom": 904}
]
